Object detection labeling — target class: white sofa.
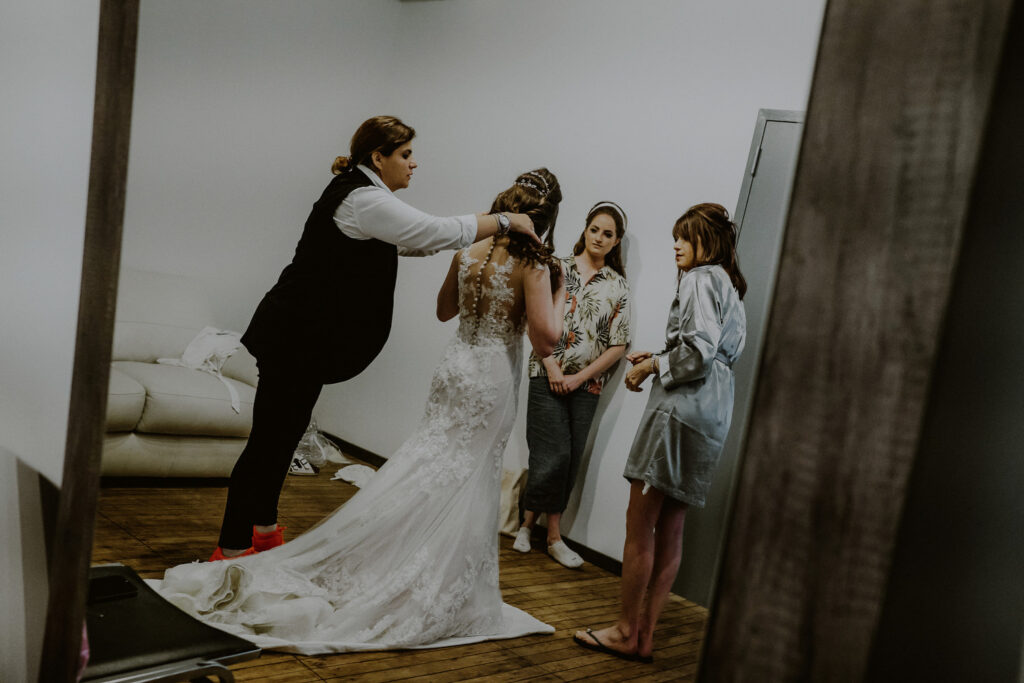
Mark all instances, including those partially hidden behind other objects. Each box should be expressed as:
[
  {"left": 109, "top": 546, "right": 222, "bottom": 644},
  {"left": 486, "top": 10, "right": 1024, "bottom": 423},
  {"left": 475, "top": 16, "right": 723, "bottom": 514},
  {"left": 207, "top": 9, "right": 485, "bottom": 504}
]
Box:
[{"left": 102, "top": 268, "right": 258, "bottom": 477}]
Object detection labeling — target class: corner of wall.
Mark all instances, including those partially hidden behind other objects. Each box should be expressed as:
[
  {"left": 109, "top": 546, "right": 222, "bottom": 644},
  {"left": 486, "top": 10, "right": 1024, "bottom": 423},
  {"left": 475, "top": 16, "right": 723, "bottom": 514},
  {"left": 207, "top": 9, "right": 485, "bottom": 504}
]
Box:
[{"left": 0, "top": 451, "right": 50, "bottom": 683}]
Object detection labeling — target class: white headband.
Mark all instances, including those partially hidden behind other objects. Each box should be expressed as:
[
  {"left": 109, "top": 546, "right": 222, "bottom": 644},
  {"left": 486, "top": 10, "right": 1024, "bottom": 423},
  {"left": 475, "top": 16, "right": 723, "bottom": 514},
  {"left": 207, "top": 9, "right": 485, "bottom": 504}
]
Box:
[{"left": 588, "top": 201, "right": 627, "bottom": 230}]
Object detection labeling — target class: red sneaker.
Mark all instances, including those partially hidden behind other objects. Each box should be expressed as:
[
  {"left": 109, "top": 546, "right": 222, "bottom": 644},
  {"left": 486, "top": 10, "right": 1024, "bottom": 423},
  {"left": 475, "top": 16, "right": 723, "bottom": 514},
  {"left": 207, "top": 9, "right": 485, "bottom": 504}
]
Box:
[
  {"left": 252, "top": 525, "right": 287, "bottom": 552},
  {"left": 208, "top": 546, "right": 257, "bottom": 562}
]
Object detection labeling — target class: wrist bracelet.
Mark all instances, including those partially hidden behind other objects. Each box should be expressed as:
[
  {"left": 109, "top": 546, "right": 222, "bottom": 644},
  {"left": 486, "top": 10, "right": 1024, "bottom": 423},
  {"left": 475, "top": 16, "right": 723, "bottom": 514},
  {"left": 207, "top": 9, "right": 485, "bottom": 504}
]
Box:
[{"left": 495, "top": 212, "right": 511, "bottom": 236}]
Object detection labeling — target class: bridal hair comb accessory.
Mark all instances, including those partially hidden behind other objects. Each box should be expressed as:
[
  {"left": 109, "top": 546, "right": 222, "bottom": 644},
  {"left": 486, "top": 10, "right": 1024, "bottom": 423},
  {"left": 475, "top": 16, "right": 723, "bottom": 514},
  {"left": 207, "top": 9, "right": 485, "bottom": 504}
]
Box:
[
  {"left": 587, "top": 200, "right": 628, "bottom": 230},
  {"left": 526, "top": 171, "right": 550, "bottom": 192},
  {"left": 516, "top": 178, "right": 544, "bottom": 194},
  {"left": 516, "top": 171, "right": 551, "bottom": 196}
]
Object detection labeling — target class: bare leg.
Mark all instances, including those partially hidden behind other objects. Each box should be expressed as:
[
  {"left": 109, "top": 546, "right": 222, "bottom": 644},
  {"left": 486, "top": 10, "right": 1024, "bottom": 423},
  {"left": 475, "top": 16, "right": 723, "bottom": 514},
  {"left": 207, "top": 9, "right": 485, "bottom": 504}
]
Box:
[
  {"left": 519, "top": 509, "right": 564, "bottom": 544},
  {"left": 546, "top": 512, "right": 562, "bottom": 544},
  {"left": 575, "top": 480, "right": 664, "bottom": 655},
  {"left": 521, "top": 509, "right": 537, "bottom": 530},
  {"left": 636, "top": 499, "right": 687, "bottom": 657}
]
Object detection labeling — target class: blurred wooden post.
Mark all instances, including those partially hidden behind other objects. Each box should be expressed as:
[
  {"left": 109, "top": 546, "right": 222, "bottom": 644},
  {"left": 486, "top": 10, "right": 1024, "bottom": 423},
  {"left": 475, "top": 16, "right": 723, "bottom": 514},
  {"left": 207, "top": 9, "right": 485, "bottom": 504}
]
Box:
[
  {"left": 38, "top": 1, "right": 137, "bottom": 681},
  {"left": 698, "top": 1, "right": 1014, "bottom": 680}
]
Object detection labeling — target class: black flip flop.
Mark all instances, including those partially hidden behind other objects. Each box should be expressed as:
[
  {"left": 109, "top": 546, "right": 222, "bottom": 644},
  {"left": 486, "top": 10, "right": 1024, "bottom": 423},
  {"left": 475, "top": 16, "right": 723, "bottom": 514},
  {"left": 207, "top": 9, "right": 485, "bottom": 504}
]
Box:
[{"left": 572, "top": 628, "right": 654, "bottom": 663}]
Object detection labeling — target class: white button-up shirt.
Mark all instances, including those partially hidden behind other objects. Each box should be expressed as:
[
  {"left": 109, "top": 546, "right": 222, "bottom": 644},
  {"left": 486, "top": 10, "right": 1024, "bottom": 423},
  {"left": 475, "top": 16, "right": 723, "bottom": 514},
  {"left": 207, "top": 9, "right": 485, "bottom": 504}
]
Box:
[{"left": 333, "top": 165, "right": 477, "bottom": 255}]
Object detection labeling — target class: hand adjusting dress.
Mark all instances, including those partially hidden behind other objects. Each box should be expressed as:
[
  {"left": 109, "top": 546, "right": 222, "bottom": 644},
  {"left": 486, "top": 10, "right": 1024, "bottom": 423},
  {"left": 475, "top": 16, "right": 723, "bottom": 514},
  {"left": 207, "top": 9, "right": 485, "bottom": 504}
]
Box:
[{"left": 151, "top": 246, "right": 552, "bottom": 654}]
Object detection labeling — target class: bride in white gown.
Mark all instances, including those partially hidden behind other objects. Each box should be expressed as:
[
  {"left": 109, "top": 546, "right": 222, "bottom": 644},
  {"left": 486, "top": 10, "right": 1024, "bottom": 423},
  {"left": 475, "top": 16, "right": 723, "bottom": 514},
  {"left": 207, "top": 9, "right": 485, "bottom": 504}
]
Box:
[{"left": 152, "top": 169, "right": 567, "bottom": 655}]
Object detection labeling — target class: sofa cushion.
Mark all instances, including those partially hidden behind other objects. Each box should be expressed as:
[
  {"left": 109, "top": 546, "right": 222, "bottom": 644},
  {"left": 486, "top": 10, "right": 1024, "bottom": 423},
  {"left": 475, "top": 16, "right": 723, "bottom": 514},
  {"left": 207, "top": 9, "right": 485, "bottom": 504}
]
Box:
[
  {"left": 102, "top": 433, "right": 248, "bottom": 477},
  {"left": 106, "top": 367, "right": 146, "bottom": 432},
  {"left": 112, "top": 267, "right": 219, "bottom": 362},
  {"left": 220, "top": 347, "right": 259, "bottom": 387},
  {"left": 113, "top": 322, "right": 201, "bottom": 364},
  {"left": 113, "top": 361, "right": 255, "bottom": 437}
]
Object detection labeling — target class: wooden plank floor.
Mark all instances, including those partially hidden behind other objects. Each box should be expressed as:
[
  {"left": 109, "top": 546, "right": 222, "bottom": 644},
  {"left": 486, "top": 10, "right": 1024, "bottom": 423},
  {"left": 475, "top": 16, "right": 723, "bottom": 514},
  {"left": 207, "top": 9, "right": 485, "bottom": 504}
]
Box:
[{"left": 92, "top": 459, "right": 706, "bottom": 682}]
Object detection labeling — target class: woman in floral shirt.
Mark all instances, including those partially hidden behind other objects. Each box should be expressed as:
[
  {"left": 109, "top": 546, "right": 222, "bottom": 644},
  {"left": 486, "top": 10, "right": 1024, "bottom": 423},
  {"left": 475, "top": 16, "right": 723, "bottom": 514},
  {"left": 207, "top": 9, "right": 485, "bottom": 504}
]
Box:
[{"left": 513, "top": 202, "right": 632, "bottom": 568}]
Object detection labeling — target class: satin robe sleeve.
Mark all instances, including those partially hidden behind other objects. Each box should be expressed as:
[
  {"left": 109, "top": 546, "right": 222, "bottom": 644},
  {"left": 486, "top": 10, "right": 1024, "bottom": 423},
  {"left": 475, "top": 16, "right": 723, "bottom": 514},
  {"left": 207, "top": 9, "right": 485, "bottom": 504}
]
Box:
[{"left": 656, "top": 270, "right": 724, "bottom": 391}]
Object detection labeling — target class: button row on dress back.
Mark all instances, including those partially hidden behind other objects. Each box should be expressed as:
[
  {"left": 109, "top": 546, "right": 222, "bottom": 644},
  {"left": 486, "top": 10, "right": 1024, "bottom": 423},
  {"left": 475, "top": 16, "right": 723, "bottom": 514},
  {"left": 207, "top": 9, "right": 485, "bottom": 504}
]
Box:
[{"left": 468, "top": 237, "right": 498, "bottom": 341}]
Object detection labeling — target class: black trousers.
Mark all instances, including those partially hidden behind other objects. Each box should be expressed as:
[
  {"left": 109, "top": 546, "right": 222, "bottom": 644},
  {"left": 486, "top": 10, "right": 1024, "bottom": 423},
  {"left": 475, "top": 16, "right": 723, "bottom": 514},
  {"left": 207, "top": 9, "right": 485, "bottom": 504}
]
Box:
[{"left": 218, "top": 361, "right": 323, "bottom": 549}]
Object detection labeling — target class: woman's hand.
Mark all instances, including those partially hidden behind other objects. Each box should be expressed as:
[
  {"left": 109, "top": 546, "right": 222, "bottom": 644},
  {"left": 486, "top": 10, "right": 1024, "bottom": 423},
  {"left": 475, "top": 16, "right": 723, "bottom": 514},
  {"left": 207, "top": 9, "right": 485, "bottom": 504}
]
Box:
[
  {"left": 549, "top": 373, "right": 583, "bottom": 395},
  {"left": 626, "top": 350, "right": 653, "bottom": 365},
  {"left": 559, "top": 373, "right": 585, "bottom": 394},
  {"left": 625, "top": 357, "right": 655, "bottom": 392},
  {"left": 508, "top": 213, "right": 541, "bottom": 244},
  {"left": 543, "top": 356, "right": 566, "bottom": 394},
  {"left": 474, "top": 213, "right": 541, "bottom": 245}
]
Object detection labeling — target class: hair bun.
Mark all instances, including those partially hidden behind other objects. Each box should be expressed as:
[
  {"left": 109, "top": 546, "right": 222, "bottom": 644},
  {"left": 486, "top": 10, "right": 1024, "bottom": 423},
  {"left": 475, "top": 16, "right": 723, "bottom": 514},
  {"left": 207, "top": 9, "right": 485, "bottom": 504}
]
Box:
[{"left": 331, "top": 155, "right": 352, "bottom": 175}]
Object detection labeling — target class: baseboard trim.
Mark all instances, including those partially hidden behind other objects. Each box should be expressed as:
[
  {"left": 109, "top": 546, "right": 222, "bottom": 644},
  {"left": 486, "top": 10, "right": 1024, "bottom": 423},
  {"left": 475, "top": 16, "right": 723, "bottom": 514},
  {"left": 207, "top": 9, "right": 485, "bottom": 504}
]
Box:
[
  {"left": 100, "top": 476, "right": 229, "bottom": 488},
  {"left": 321, "top": 432, "right": 387, "bottom": 469},
  {"left": 322, "top": 431, "right": 623, "bottom": 577},
  {"left": 522, "top": 525, "right": 623, "bottom": 577}
]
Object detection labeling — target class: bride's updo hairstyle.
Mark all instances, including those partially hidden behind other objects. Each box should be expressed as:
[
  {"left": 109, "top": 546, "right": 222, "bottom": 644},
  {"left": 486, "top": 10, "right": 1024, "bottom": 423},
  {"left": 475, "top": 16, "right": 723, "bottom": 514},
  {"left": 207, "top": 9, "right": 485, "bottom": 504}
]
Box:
[
  {"left": 332, "top": 116, "right": 416, "bottom": 175},
  {"left": 488, "top": 168, "right": 563, "bottom": 289},
  {"left": 673, "top": 203, "right": 747, "bottom": 299}
]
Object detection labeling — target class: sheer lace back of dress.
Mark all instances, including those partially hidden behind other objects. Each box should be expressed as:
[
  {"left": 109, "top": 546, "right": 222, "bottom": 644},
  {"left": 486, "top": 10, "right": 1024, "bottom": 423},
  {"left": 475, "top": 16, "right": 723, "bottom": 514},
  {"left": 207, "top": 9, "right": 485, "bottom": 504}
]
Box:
[{"left": 457, "top": 238, "right": 527, "bottom": 347}]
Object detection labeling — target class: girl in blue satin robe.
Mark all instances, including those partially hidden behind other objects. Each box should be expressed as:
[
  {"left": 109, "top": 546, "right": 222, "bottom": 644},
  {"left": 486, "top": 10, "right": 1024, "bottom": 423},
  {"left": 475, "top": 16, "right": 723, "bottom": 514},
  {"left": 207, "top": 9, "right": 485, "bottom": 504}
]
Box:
[{"left": 573, "top": 202, "right": 746, "bottom": 663}]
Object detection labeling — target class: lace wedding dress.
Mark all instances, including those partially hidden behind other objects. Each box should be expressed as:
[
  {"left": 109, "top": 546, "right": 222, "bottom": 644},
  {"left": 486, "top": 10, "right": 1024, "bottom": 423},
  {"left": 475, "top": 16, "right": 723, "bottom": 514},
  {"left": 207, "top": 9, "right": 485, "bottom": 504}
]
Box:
[{"left": 150, "top": 244, "right": 553, "bottom": 655}]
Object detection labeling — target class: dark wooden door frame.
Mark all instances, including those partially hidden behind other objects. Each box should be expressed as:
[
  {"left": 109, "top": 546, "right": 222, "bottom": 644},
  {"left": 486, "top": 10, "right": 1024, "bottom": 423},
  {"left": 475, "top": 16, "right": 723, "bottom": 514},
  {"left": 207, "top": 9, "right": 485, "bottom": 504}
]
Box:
[
  {"left": 699, "top": 0, "right": 1015, "bottom": 680},
  {"left": 38, "top": 1, "right": 138, "bottom": 681},
  {"left": 38, "top": 0, "right": 1017, "bottom": 680}
]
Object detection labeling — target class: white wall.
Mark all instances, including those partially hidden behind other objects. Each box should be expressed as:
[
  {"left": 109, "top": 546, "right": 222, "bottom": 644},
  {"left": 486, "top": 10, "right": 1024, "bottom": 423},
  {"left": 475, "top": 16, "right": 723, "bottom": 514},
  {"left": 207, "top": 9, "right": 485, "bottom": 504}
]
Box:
[
  {"left": 320, "top": 0, "right": 825, "bottom": 562},
  {"left": 0, "top": 452, "right": 51, "bottom": 683},
  {"left": 122, "top": 0, "right": 823, "bottom": 584},
  {"left": 0, "top": 1, "right": 100, "bottom": 679},
  {"left": 0, "top": 1, "right": 99, "bottom": 487},
  {"left": 122, "top": 0, "right": 403, "bottom": 331}
]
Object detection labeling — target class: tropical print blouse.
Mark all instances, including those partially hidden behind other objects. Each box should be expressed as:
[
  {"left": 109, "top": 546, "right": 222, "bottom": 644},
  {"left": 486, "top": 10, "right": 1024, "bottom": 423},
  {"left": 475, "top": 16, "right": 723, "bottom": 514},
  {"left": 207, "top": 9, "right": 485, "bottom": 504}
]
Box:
[{"left": 528, "top": 256, "right": 631, "bottom": 394}]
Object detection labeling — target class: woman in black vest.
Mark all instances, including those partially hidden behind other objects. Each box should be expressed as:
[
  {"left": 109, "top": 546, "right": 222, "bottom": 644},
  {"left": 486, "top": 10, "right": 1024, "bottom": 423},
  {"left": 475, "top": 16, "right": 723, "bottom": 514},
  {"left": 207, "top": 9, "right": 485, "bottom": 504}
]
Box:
[{"left": 212, "top": 115, "right": 539, "bottom": 560}]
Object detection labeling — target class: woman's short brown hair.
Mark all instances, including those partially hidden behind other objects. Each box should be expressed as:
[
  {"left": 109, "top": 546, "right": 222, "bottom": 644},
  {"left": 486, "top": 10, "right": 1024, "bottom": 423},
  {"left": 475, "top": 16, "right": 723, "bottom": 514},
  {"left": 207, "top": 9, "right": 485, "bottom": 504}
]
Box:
[
  {"left": 332, "top": 115, "right": 416, "bottom": 174},
  {"left": 673, "top": 203, "right": 746, "bottom": 298}
]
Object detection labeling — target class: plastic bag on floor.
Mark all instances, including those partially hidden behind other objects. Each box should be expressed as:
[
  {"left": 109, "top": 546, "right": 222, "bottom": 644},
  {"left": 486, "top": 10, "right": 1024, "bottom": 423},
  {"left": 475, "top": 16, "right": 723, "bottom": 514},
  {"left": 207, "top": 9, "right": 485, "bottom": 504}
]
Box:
[{"left": 293, "top": 418, "right": 350, "bottom": 468}]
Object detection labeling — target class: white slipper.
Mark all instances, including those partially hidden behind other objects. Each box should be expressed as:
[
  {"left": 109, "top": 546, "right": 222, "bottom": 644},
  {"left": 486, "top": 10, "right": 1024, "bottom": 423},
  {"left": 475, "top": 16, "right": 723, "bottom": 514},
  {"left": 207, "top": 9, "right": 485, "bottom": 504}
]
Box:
[
  {"left": 548, "top": 540, "right": 583, "bottom": 568},
  {"left": 512, "top": 526, "right": 532, "bottom": 553}
]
